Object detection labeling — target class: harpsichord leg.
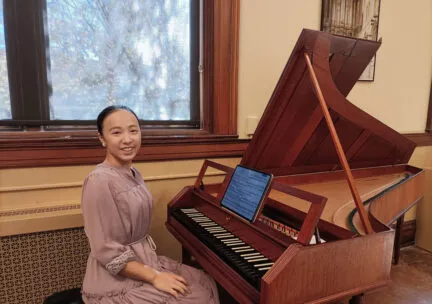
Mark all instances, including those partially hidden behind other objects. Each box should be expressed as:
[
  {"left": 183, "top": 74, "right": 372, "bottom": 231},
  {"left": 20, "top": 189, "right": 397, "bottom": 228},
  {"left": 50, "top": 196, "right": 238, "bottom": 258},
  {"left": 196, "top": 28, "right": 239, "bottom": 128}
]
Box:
[
  {"left": 393, "top": 214, "right": 405, "bottom": 265},
  {"left": 349, "top": 294, "right": 364, "bottom": 304}
]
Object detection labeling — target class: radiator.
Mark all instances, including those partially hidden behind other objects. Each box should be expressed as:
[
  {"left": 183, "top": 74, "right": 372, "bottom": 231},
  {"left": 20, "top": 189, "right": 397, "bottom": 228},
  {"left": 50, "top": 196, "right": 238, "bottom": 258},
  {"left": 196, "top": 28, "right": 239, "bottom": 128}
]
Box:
[{"left": 0, "top": 228, "right": 89, "bottom": 304}]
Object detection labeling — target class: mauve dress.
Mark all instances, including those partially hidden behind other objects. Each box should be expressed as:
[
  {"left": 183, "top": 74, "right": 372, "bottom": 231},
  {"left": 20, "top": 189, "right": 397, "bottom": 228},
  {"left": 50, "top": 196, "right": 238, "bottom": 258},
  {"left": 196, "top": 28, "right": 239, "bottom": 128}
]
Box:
[{"left": 81, "top": 163, "right": 219, "bottom": 304}]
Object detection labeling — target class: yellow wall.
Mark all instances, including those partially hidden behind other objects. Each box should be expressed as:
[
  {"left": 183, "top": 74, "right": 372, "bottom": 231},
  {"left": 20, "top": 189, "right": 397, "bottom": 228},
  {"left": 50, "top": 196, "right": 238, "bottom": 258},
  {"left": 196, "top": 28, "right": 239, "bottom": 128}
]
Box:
[
  {"left": 237, "top": 0, "right": 432, "bottom": 137},
  {"left": 0, "top": 158, "right": 241, "bottom": 260},
  {"left": 1, "top": 0, "right": 432, "bottom": 259}
]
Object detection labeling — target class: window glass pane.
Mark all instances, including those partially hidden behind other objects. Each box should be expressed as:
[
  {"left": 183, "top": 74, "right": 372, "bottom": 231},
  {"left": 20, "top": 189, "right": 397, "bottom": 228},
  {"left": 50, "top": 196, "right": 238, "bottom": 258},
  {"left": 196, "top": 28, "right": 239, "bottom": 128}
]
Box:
[
  {"left": 0, "top": 2, "right": 11, "bottom": 120},
  {"left": 46, "top": 0, "right": 191, "bottom": 120}
]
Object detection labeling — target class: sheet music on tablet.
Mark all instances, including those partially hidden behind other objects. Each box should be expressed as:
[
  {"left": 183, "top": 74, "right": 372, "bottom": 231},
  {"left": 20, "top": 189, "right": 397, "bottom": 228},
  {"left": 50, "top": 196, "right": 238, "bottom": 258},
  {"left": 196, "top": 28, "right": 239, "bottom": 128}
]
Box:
[{"left": 221, "top": 165, "right": 272, "bottom": 222}]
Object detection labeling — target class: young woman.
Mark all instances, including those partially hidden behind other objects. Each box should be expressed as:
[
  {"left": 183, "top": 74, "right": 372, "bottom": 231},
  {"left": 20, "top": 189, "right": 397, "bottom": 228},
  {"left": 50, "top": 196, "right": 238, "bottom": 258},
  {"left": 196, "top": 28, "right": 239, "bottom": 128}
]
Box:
[{"left": 81, "top": 105, "right": 219, "bottom": 303}]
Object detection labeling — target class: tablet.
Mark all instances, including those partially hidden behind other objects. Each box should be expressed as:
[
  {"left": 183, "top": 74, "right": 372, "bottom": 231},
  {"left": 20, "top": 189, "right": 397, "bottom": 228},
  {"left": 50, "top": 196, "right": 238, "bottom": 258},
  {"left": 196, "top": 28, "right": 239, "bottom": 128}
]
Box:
[{"left": 221, "top": 165, "right": 273, "bottom": 223}]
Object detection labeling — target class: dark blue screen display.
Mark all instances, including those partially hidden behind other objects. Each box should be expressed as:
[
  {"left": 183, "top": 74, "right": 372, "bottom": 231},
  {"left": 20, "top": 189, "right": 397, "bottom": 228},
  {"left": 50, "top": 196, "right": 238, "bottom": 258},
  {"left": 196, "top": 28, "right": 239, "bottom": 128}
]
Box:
[{"left": 221, "top": 166, "right": 272, "bottom": 222}]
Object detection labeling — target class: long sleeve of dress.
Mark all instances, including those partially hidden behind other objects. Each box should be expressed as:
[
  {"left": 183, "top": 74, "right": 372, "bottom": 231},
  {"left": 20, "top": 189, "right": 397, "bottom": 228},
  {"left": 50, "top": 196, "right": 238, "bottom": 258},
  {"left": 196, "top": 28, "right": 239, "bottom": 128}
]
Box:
[{"left": 81, "top": 173, "right": 137, "bottom": 275}]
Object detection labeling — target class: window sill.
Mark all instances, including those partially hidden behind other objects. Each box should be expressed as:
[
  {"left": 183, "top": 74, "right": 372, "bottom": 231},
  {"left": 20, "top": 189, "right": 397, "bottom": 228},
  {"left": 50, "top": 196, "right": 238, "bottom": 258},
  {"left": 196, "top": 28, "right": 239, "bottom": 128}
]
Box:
[
  {"left": 0, "top": 130, "right": 249, "bottom": 169},
  {"left": 2, "top": 132, "right": 431, "bottom": 170}
]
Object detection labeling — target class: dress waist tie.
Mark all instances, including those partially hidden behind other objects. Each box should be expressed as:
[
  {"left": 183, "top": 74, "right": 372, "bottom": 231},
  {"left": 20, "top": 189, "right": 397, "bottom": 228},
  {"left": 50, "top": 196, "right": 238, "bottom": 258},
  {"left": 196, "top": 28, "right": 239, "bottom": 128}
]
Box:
[
  {"left": 145, "top": 234, "right": 157, "bottom": 251},
  {"left": 129, "top": 234, "right": 157, "bottom": 251}
]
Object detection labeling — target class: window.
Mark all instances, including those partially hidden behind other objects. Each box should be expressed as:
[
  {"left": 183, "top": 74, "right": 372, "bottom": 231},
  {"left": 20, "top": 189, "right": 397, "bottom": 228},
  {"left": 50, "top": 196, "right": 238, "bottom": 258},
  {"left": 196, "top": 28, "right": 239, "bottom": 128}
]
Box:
[
  {"left": 47, "top": 0, "right": 198, "bottom": 123},
  {"left": 2, "top": 0, "right": 200, "bottom": 128},
  {"left": 0, "top": 0, "right": 241, "bottom": 168}
]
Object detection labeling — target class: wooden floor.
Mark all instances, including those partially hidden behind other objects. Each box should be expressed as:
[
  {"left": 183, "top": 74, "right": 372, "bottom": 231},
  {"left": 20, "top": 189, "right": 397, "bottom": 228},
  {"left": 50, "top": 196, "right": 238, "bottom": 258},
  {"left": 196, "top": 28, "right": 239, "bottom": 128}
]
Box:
[
  {"left": 353, "top": 246, "right": 432, "bottom": 304},
  {"left": 218, "top": 246, "right": 432, "bottom": 304}
]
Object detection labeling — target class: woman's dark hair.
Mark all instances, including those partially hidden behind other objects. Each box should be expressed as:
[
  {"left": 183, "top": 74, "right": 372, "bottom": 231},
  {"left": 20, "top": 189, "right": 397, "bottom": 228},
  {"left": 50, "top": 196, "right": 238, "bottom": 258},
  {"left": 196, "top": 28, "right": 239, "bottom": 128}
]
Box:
[{"left": 97, "top": 105, "right": 140, "bottom": 135}]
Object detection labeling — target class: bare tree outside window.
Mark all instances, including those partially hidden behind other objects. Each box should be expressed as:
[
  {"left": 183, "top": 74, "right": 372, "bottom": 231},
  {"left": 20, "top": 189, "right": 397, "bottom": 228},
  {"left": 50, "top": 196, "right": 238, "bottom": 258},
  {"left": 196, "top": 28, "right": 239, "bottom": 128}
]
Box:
[
  {"left": 46, "top": 0, "right": 192, "bottom": 121},
  {"left": 0, "top": 1, "right": 11, "bottom": 119}
]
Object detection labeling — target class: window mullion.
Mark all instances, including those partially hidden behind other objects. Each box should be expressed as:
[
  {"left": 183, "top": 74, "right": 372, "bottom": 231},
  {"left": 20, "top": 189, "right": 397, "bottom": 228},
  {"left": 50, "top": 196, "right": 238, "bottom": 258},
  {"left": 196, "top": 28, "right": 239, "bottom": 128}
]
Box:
[
  {"left": 3, "top": 0, "right": 21, "bottom": 121},
  {"left": 4, "top": 0, "right": 49, "bottom": 125},
  {"left": 190, "top": 0, "right": 200, "bottom": 123}
]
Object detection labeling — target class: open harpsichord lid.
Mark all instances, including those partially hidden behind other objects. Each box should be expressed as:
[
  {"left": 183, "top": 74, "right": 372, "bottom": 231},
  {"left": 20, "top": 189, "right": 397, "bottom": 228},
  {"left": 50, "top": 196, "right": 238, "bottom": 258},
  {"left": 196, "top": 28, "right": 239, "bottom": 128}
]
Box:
[{"left": 241, "top": 29, "right": 416, "bottom": 176}]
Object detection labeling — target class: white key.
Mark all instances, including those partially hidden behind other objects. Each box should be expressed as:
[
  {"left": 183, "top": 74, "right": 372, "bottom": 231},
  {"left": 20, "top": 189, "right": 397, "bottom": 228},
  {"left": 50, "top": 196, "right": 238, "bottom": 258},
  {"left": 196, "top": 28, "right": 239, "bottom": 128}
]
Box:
[
  {"left": 243, "top": 255, "right": 264, "bottom": 260},
  {"left": 215, "top": 235, "right": 234, "bottom": 239},
  {"left": 194, "top": 220, "right": 211, "bottom": 224},
  {"left": 214, "top": 233, "right": 232, "bottom": 237},
  {"left": 232, "top": 246, "right": 251, "bottom": 251},
  {"left": 205, "top": 228, "right": 225, "bottom": 232},
  {"left": 240, "top": 252, "right": 261, "bottom": 257},
  {"left": 225, "top": 242, "right": 245, "bottom": 247},
  {"left": 206, "top": 226, "right": 224, "bottom": 231},
  {"left": 206, "top": 229, "right": 226, "bottom": 234},
  {"left": 181, "top": 209, "right": 198, "bottom": 213},
  {"left": 199, "top": 223, "right": 217, "bottom": 227},
  {"left": 258, "top": 266, "right": 272, "bottom": 271},
  {"left": 254, "top": 262, "right": 274, "bottom": 268},
  {"left": 248, "top": 258, "right": 268, "bottom": 263},
  {"left": 193, "top": 218, "right": 211, "bottom": 222},
  {"left": 224, "top": 240, "right": 244, "bottom": 245},
  {"left": 221, "top": 238, "right": 240, "bottom": 243},
  {"left": 187, "top": 213, "right": 204, "bottom": 217},
  {"left": 192, "top": 216, "right": 209, "bottom": 220},
  {"left": 191, "top": 216, "right": 208, "bottom": 219},
  {"left": 235, "top": 248, "right": 255, "bottom": 253}
]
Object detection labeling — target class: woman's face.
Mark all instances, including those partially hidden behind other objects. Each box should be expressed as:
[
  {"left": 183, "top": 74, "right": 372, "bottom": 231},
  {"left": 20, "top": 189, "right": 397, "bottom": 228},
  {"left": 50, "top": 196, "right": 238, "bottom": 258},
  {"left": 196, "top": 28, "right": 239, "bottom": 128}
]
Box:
[{"left": 99, "top": 109, "right": 141, "bottom": 167}]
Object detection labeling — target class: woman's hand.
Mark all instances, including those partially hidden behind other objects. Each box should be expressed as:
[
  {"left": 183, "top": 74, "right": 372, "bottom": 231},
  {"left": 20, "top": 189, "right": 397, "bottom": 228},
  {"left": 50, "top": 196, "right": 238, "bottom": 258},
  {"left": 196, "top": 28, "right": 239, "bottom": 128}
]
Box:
[{"left": 151, "top": 271, "right": 190, "bottom": 298}]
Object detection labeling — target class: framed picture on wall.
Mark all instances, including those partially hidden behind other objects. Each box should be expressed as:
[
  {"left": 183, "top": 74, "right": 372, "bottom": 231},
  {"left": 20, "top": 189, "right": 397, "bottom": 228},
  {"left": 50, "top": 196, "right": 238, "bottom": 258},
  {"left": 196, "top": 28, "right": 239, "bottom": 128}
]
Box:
[{"left": 320, "top": 0, "right": 381, "bottom": 81}]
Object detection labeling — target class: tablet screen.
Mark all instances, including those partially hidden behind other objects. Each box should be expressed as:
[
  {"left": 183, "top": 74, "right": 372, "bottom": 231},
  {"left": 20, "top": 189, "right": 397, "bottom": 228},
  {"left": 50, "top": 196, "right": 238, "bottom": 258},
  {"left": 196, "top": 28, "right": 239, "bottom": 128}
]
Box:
[{"left": 221, "top": 166, "right": 272, "bottom": 222}]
